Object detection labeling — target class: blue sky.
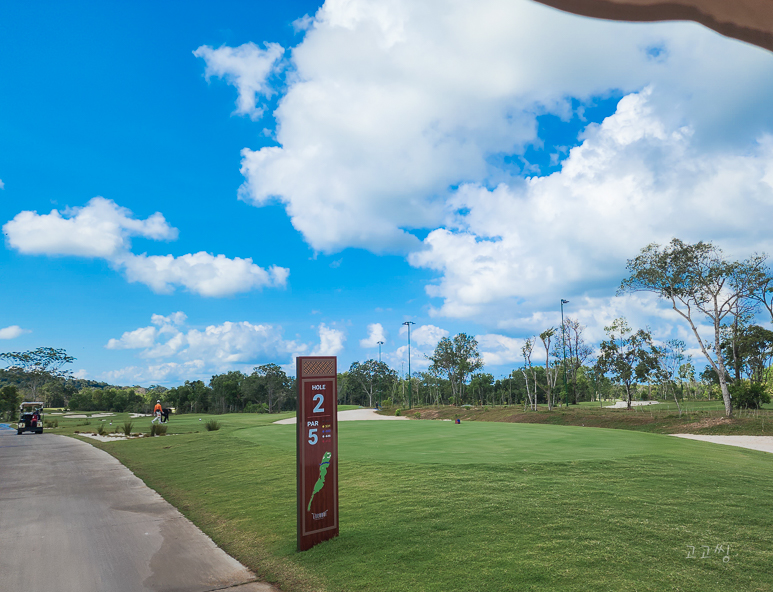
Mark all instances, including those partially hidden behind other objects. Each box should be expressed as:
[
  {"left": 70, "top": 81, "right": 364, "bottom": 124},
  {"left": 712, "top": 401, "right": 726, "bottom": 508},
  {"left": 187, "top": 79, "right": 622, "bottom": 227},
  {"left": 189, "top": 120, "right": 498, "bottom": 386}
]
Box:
[{"left": 2, "top": 0, "right": 773, "bottom": 385}]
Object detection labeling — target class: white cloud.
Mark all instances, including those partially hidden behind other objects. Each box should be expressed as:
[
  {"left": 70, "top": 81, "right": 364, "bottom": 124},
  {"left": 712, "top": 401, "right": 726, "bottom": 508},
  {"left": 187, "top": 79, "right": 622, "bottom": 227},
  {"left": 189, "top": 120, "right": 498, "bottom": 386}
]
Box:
[
  {"left": 0, "top": 179, "right": 4, "bottom": 189},
  {"left": 475, "top": 334, "right": 528, "bottom": 367},
  {"left": 312, "top": 323, "right": 346, "bottom": 356},
  {"left": 100, "top": 314, "right": 383, "bottom": 384},
  {"left": 0, "top": 325, "right": 30, "bottom": 339},
  {"left": 209, "top": 0, "right": 773, "bottom": 256},
  {"left": 194, "top": 42, "right": 285, "bottom": 120},
  {"left": 360, "top": 322, "right": 387, "bottom": 348},
  {"left": 118, "top": 252, "right": 289, "bottom": 297},
  {"left": 3, "top": 197, "right": 176, "bottom": 258},
  {"left": 409, "top": 89, "right": 773, "bottom": 323},
  {"left": 4, "top": 198, "right": 289, "bottom": 297},
  {"left": 106, "top": 326, "right": 157, "bottom": 350},
  {"left": 386, "top": 323, "right": 449, "bottom": 371},
  {"left": 151, "top": 312, "right": 187, "bottom": 327},
  {"left": 400, "top": 323, "right": 448, "bottom": 348}
]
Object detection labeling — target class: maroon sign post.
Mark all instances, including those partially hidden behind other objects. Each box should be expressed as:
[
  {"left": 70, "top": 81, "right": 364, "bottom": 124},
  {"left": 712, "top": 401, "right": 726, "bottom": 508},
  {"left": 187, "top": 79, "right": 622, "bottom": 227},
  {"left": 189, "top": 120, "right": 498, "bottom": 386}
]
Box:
[{"left": 296, "top": 356, "right": 339, "bottom": 551}]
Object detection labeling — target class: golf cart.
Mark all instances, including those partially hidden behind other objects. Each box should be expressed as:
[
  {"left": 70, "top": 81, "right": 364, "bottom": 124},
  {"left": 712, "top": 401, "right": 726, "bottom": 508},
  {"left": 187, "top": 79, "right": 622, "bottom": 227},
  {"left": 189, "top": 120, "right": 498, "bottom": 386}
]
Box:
[{"left": 17, "top": 402, "right": 45, "bottom": 435}]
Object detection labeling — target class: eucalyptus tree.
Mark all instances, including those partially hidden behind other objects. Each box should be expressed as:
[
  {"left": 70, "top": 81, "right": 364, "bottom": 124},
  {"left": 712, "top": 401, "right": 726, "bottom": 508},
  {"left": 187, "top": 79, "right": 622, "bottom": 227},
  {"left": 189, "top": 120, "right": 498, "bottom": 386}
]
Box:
[
  {"left": 655, "top": 339, "right": 690, "bottom": 414},
  {"left": 538, "top": 328, "right": 558, "bottom": 410},
  {"left": 620, "top": 239, "right": 768, "bottom": 417},
  {"left": 596, "top": 318, "right": 658, "bottom": 410},
  {"left": 724, "top": 325, "right": 773, "bottom": 384},
  {"left": 428, "top": 333, "right": 483, "bottom": 405},
  {"left": 0, "top": 347, "right": 75, "bottom": 400},
  {"left": 564, "top": 317, "right": 594, "bottom": 404},
  {"left": 349, "top": 360, "right": 398, "bottom": 407},
  {"left": 520, "top": 337, "right": 537, "bottom": 410}
]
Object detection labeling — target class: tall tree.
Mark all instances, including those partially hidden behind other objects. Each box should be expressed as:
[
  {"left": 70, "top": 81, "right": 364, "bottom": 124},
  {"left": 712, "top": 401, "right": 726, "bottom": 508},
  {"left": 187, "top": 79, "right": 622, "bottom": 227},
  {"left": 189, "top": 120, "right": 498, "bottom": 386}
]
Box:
[
  {"left": 724, "top": 325, "right": 773, "bottom": 384},
  {"left": 253, "top": 364, "right": 291, "bottom": 413},
  {"left": 348, "top": 360, "right": 398, "bottom": 408},
  {"left": 655, "top": 339, "right": 690, "bottom": 414},
  {"left": 210, "top": 371, "right": 245, "bottom": 413},
  {"left": 521, "top": 337, "right": 537, "bottom": 410},
  {"left": 428, "top": 333, "right": 483, "bottom": 405},
  {"left": 0, "top": 347, "right": 76, "bottom": 401},
  {"left": 620, "top": 239, "right": 768, "bottom": 417},
  {"left": 539, "top": 328, "right": 557, "bottom": 410},
  {"left": 564, "top": 317, "right": 594, "bottom": 404},
  {"left": 596, "top": 318, "right": 657, "bottom": 410}
]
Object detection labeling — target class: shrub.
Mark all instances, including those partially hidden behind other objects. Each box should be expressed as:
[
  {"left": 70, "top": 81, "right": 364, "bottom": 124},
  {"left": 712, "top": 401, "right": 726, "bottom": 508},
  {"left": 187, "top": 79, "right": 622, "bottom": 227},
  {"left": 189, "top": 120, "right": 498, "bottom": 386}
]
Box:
[
  {"left": 205, "top": 419, "right": 220, "bottom": 431},
  {"left": 395, "top": 409, "right": 401, "bottom": 416},
  {"left": 149, "top": 423, "right": 167, "bottom": 436},
  {"left": 243, "top": 403, "right": 268, "bottom": 413},
  {"left": 731, "top": 382, "right": 771, "bottom": 409},
  {"left": 97, "top": 424, "right": 107, "bottom": 436},
  {"left": 122, "top": 421, "right": 134, "bottom": 436}
]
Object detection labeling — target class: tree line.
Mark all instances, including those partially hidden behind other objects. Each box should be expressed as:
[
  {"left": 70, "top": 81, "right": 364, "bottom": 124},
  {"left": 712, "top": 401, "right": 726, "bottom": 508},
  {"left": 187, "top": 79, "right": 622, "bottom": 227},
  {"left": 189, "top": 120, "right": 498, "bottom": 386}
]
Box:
[{"left": 2, "top": 239, "right": 773, "bottom": 419}]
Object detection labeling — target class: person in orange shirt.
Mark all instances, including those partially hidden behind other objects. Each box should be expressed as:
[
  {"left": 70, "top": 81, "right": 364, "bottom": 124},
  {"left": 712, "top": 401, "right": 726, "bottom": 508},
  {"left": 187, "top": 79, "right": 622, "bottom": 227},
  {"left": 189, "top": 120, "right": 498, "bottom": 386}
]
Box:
[{"left": 151, "top": 400, "right": 163, "bottom": 424}]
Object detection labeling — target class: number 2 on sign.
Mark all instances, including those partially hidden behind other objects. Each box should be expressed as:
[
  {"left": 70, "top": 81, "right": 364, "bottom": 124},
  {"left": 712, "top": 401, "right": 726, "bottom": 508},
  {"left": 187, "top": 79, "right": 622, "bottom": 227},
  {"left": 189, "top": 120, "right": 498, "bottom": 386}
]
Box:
[{"left": 313, "top": 393, "right": 324, "bottom": 413}]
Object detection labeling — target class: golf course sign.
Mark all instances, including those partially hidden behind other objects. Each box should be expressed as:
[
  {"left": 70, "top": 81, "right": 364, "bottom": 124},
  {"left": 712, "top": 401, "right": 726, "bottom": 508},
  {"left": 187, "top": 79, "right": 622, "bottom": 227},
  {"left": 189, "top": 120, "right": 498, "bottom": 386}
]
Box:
[{"left": 296, "top": 356, "right": 339, "bottom": 551}]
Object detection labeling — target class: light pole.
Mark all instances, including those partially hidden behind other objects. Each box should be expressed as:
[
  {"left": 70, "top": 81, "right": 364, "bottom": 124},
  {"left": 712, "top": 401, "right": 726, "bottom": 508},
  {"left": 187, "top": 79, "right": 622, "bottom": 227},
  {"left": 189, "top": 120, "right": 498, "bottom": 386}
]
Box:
[
  {"left": 561, "top": 299, "right": 569, "bottom": 408},
  {"left": 402, "top": 321, "right": 415, "bottom": 409},
  {"left": 377, "top": 340, "right": 384, "bottom": 407}
]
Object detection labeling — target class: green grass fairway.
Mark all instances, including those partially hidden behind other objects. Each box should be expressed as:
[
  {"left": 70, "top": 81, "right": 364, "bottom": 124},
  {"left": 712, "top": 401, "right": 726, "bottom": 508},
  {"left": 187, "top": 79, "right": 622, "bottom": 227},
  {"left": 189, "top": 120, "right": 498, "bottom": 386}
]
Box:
[
  {"left": 235, "top": 420, "right": 682, "bottom": 464},
  {"left": 87, "top": 416, "right": 773, "bottom": 592}
]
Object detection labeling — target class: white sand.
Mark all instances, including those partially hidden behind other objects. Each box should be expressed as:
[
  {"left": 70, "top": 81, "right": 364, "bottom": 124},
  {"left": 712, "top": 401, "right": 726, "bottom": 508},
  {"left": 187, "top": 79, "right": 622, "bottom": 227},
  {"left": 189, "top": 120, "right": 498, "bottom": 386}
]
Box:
[
  {"left": 604, "top": 401, "right": 661, "bottom": 409},
  {"left": 64, "top": 413, "right": 116, "bottom": 419},
  {"left": 274, "top": 408, "right": 409, "bottom": 425},
  {"left": 671, "top": 434, "right": 773, "bottom": 454},
  {"left": 77, "top": 433, "right": 133, "bottom": 442}
]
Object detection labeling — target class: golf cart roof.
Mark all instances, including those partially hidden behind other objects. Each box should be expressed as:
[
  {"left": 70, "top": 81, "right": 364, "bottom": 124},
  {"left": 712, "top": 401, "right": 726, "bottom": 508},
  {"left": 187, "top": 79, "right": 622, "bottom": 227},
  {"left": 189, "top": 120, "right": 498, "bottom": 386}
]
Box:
[{"left": 20, "top": 402, "right": 44, "bottom": 408}]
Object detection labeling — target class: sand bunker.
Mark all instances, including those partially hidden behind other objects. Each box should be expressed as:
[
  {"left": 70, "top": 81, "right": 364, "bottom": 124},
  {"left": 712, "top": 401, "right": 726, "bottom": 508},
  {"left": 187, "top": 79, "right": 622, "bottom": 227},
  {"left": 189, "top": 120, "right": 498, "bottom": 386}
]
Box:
[
  {"left": 671, "top": 434, "right": 773, "bottom": 454},
  {"left": 274, "top": 408, "right": 409, "bottom": 425},
  {"left": 604, "top": 401, "right": 661, "bottom": 409}
]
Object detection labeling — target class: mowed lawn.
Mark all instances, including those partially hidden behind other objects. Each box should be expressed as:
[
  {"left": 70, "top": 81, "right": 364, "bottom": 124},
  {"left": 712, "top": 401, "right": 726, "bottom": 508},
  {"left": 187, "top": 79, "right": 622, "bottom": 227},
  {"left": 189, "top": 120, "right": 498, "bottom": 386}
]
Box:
[{"left": 86, "top": 415, "right": 773, "bottom": 592}]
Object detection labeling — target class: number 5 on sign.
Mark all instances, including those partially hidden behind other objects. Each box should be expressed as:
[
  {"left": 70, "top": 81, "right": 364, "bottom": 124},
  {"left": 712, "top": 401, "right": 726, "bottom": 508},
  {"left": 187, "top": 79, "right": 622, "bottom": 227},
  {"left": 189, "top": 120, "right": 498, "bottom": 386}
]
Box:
[{"left": 308, "top": 428, "right": 318, "bottom": 445}]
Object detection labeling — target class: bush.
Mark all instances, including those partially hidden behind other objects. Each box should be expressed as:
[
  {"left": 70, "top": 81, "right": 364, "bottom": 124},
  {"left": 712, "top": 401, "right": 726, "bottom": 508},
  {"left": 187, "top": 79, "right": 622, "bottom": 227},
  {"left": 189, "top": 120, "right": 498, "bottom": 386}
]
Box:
[
  {"left": 122, "top": 421, "right": 134, "bottom": 436},
  {"left": 205, "top": 419, "right": 220, "bottom": 431},
  {"left": 243, "top": 403, "right": 268, "bottom": 413},
  {"left": 731, "top": 382, "right": 771, "bottom": 409},
  {"left": 97, "top": 424, "right": 107, "bottom": 436},
  {"left": 395, "top": 409, "right": 401, "bottom": 416},
  {"left": 149, "top": 423, "right": 167, "bottom": 436}
]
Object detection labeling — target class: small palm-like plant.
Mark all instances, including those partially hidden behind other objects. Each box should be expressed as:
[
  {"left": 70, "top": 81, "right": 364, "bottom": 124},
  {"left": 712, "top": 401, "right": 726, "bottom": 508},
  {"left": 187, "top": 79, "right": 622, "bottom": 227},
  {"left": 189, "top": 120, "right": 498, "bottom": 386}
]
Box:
[
  {"left": 205, "top": 419, "right": 220, "bottom": 431},
  {"left": 122, "top": 421, "right": 134, "bottom": 436}
]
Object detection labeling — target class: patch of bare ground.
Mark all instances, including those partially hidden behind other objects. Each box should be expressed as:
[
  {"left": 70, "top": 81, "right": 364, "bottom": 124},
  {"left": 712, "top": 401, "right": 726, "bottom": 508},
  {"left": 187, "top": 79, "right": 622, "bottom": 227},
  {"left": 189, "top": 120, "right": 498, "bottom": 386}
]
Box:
[{"left": 677, "top": 416, "right": 733, "bottom": 432}]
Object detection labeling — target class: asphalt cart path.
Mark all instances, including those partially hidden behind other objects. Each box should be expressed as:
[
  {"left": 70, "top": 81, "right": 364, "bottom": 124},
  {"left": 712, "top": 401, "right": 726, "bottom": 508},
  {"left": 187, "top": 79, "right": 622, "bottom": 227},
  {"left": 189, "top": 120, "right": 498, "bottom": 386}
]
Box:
[{"left": 0, "top": 426, "right": 277, "bottom": 592}]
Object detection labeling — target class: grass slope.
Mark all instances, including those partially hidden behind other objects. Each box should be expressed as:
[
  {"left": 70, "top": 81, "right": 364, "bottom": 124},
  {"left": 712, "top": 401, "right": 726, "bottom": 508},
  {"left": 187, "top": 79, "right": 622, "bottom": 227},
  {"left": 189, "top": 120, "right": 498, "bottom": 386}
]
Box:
[
  {"left": 68, "top": 413, "right": 773, "bottom": 592},
  {"left": 398, "top": 401, "right": 773, "bottom": 436}
]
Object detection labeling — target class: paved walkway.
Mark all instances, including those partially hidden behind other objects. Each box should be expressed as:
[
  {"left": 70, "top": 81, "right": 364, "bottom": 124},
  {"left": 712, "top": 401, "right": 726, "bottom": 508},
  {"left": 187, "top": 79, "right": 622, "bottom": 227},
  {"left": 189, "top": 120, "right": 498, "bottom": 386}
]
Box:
[
  {"left": 0, "top": 426, "right": 277, "bottom": 592},
  {"left": 274, "top": 407, "right": 409, "bottom": 425}
]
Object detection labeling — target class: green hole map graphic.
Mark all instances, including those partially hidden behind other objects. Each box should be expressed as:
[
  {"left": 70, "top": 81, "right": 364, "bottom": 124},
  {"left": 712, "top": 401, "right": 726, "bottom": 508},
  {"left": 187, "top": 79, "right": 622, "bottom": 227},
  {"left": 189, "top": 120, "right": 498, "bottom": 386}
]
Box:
[{"left": 308, "top": 451, "right": 332, "bottom": 511}]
